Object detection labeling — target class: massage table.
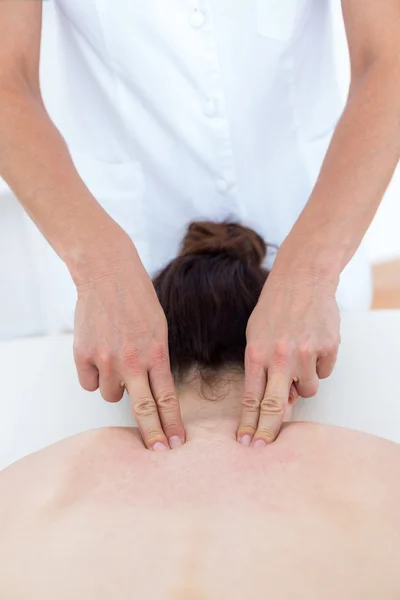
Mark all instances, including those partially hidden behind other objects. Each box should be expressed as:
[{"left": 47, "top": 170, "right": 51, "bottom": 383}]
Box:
[{"left": 1, "top": 311, "right": 399, "bottom": 471}]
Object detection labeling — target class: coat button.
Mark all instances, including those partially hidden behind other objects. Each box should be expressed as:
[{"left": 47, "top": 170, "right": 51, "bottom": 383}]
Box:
[
  {"left": 202, "top": 97, "right": 217, "bottom": 118},
  {"left": 189, "top": 9, "right": 205, "bottom": 28},
  {"left": 216, "top": 179, "right": 229, "bottom": 194}
]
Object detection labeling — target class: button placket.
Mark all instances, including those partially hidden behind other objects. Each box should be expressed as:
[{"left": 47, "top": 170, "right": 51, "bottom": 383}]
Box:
[
  {"left": 204, "top": 8, "right": 242, "bottom": 215},
  {"left": 189, "top": 7, "right": 205, "bottom": 29},
  {"left": 189, "top": 1, "right": 243, "bottom": 217}
]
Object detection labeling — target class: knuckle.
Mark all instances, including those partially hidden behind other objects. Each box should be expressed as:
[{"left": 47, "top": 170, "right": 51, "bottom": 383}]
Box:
[
  {"left": 74, "top": 344, "right": 92, "bottom": 365},
  {"left": 241, "top": 394, "right": 261, "bottom": 411},
  {"left": 151, "top": 342, "right": 168, "bottom": 366},
  {"left": 105, "top": 388, "right": 124, "bottom": 403},
  {"left": 255, "top": 428, "right": 276, "bottom": 442},
  {"left": 306, "top": 380, "right": 319, "bottom": 396},
  {"left": 96, "top": 354, "right": 113, "bottom": 379},
  {"left": 298, "top": 342, "right": 314, "bottom": 363},
  {"left": 237, "top": 426, "right": 257, "bottom": 438},
  {"left": 81, "top": 380, "right": 98, "bottom": 392},
  {"left": 97, "top": 351, "right": 112, "bottom": 368},
  {"left": 133, "top": 396, "right": 157, "bottom": 417},
  {"left": 318, "top": 370, "right": 331, "bottom": 381},
  {"left": 105, "top": 396, "right": 119, "bottom": 404},
  {"left": 320, "top": 337, "right": 339, "bottom": 357},
  {"left": 76, "top": 351, "right": 92, "bottom": 366},
  {"left": 300, "top": 380, "right": 319, "bottom": 398},
  {"left": 156, "top": 392, "right": 179, "bottom": 412},
  {"left": 261, "top": 394, "right": 285, "bottom": 414},
  {"left": 162, "top": 422, "right": 179, "bottom": 437},
  {"left": 273, "top": 340, "right": 291, "bottom": 364},
  {"left": 145, "top": 430, "right": 166, "bottom": 445},
  {"left": 323, "top": 346, "right": 337, "bottom": 359},
  {"left": 121, "top": 348, "right": 140, "bottom": 372},
  {"left": 245, "top": 343, "right": 266, "bottom": 366},
  {"left": 318, "top": 354, "right": 336, "bottom": 378}
]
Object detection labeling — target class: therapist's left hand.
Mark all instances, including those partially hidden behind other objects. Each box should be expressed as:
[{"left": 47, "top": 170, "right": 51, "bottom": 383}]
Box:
[{"left": 236, "top": 265, "right": 341, "bottom": 447}]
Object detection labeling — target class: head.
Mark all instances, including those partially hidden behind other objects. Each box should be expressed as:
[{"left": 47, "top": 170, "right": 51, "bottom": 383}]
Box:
[{"left": 152, "top": 220, "right": 275, "bottom": 435}]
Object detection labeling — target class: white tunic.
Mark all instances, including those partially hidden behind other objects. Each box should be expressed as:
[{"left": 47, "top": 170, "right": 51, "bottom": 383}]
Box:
[{"left": 35, "top": 0, "right": 372, "bottom": 330}]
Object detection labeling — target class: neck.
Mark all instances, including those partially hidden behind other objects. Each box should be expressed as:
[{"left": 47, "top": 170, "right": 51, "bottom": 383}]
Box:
[
  {"left": 177, "top": 370, "right": 244, "bottom": 443},
  {"left": 177, "top": 369, "right": 293, "bottom": 444}
]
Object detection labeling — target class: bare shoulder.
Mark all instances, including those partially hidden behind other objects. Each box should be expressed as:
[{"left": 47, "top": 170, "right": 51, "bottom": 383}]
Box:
[
  {"left": 282, "top": 421, "right": 400, "bottom": 514},
  {"left": 284, "top": 420, "right": 400, "bottom": 455},
  {"left": 285, "top": 421, "right": 400, "bottom": 470},
  {"left": 0, "top": 427, "right": 144, "bottom": 518}
]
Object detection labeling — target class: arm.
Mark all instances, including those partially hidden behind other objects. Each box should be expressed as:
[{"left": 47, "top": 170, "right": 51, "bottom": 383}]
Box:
[
  {"left": 0, "top": 2, "right": 128, "bottom": 283},
  {"left": 237, "top": 0, "right": 400, "bottom": 447},
  {"left": 0, "top": 2, "right": 185, "bottom": 451},
  {"left": 273, "top": 0, "right": 400, "bottom": 283}
]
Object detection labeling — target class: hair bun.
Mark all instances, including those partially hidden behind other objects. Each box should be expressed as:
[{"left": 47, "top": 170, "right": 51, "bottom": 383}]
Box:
[{"left": 179, "top": 220, "right": 267, "bottom": 268}]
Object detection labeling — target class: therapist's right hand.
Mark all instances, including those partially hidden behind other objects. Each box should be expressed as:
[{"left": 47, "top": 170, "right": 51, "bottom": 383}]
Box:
[{"left": 72, "top": 237, "right": 186, "bottom": 452}]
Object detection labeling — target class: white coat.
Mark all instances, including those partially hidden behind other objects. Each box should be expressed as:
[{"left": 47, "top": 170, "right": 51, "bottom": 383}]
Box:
[{"left": 35, "top": 0, "right": 372, "bottom": 331}]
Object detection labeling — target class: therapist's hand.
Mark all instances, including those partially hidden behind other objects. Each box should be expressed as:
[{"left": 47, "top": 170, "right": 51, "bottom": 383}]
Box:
[
  {"left": 236, "top": 267, "right": 341, "bottom": 447},
  {"left": 73, "top": 238, "right": 185, "bottom": 451}
]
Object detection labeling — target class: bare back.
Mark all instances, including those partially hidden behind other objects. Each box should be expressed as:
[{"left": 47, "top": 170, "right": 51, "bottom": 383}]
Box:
[{"left": 1, "top": 422, "right": 399, "bottom": 599}]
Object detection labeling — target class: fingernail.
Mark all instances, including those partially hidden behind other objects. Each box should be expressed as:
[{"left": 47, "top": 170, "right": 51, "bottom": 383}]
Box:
[
  {"left": 239, "top": 434, "right": 252, "bottom": 447},
  {"left": 252, "top": 439, "right": 266, "bottom": 448},
  {"left": 169, "top": 436, "right": 182, "bottom": 449},
  {"left": 153, "top": 442, "right": 168, "bottom": 452}
]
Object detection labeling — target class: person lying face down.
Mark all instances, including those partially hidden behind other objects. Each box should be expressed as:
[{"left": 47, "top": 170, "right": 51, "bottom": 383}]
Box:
[{"left": 0, "top": 220, "right": 399, "bottom": 600}]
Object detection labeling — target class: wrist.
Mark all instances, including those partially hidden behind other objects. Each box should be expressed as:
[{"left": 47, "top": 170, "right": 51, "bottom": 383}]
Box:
[
  {"left": 65, "top": 219, "right": 138, "bottom": 287},
  {"left": 270, "top": 237, "right": 341, "bottom": 290}
]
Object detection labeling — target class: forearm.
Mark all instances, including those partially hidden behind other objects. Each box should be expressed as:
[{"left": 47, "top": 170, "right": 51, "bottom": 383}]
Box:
[
  {"left": 276, "top": 60, "right": 400, "bottom": 285},
  {"left": 0, "top": 80, "right": 131, "bottom": 284}
]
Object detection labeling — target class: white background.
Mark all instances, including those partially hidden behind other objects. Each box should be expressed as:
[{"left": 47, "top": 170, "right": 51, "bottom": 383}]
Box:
[{"left": 0, "top": 2, "right": 399, "bottom": 341}]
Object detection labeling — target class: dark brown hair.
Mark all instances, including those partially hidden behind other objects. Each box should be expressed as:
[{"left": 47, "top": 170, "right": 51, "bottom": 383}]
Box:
[{"left": 152, "top": 220, "right": 273, "bottom": 386}]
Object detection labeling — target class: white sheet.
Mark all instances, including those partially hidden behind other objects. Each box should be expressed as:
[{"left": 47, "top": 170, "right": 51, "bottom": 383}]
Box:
[{"left": 0, "top": 311, "right": 399, "bottom": 471}]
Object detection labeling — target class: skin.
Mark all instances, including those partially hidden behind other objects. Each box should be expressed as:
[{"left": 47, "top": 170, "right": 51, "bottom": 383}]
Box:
[
  {"left": 0, "top": 1, "right": 399, "bottom": 450},
  {"left": 1, "top": 377, "right": 400, "bottom": 598},
  {"left": 236, "top": 0, "right": 400, "bottom": 446},
  {"left": 0, "top": 1, "right": 185, "bottom": 451}
]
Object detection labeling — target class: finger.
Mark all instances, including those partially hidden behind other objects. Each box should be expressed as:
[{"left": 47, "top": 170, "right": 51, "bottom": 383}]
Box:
[
  {"left": 74, "top": 349, "right": 99, "bottom": 392},
  {"left": 316, "top": 349, "right": 338, "bottom": 380},
  {"left": 283, "top": 403, "right": 293, "bottom": 422},
  {"left": 99, "top": 374, "right": 125, "bottom": 403},
  {"left": 236, "top": 353, "right": 267, "bottom": 445},
  {"left": 295, "top": 351, "right": 319, "bottom": 398},
  {"left": 288, "top": 382, "right": 299, "bottom": 404},
  {"left": 125, "top": 372, "right": 169, "bottom": 451},
  {"left": 149, "top": 358, "right": 185, "bottom": 449},
  {"left": 284, "top": 383, "right": 299, "bottom": 422},
  {"left": 252, "top": 369, "right": 290, "bottom": 446},
  {"left": 295, "top": 373, "right": 319, "bottom": 398}
]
